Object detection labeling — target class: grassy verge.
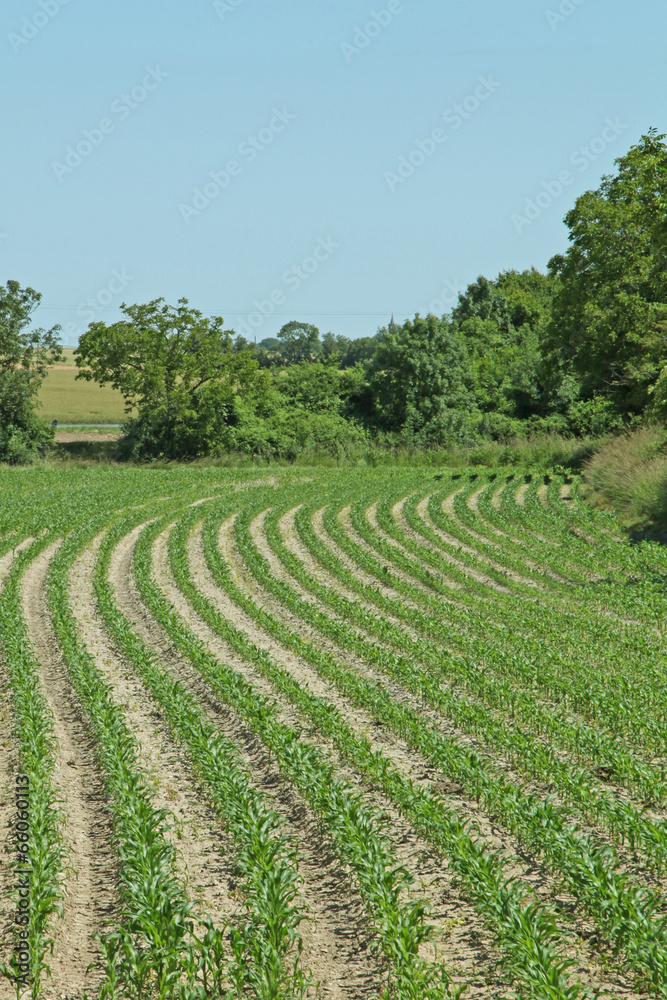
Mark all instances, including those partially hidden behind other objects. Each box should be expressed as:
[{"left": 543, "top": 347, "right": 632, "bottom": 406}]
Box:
[
  {"left": 581, "top": 425, "right": 667, "bottom": 537},
  {"left": 41, "top": 431, "right": 607, "bottom": 471}
]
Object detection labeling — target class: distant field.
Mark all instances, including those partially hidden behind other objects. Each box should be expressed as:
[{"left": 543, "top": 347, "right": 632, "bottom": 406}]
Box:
[
  {"left": 57, "top": 347, "right": 79, "bottom": 366},
  {"left": 38, "top": 367, "right": 128, "bottom": 423}
]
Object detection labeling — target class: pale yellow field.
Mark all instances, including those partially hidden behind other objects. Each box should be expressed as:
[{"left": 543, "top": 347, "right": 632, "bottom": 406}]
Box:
[
  {"left": 56, "top": 347, "right": 80, "bottom": 366},
  {"left": 37, "top": 367, "right": 128, "bottom": 423}
]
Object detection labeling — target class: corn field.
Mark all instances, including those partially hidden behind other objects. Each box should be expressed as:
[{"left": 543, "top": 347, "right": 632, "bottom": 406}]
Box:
[{"left": 0, "top": 464, "right": 666, "bottom": 999}]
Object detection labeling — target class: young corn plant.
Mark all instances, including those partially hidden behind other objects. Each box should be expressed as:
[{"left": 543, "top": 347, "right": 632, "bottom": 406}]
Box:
[
  {"left": 129, "top": 511, "right": 464, "bottom": 1000},
  {"left": 48, "top": 528, "right": 230, "bottom": 999},
  {"left": 201, "top": 496, "right": 667, "bottom": 992},
  {"left": 172, "top": 503, "right": 592, "bottom": 1000},
  {"left": 0, "top": 540, "right": 66, "bottom": 1000},
  {"left": 94, "top": 515, "right": 312, "bottom": 1000}
]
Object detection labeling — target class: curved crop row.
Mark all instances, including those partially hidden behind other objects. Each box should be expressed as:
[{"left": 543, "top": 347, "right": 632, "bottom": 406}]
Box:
[
  {"left": 0, "top": 541, "right": 66, "bottom": 999},
  {"left": 130, "top": 509, "right": 467, "bottom": 1000},
  {"left": 1, "top": 464, "right": 666, "bottom": 999},
  {"left": 173, "top": 502, "right": 593, "bottom": 999},
  {"left": 90, "top": 513, "right": 312, "bottom": 999}
]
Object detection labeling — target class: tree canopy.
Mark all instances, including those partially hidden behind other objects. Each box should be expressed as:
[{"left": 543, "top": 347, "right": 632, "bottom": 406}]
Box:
[
  {"left": 0, "top": 280, "right": 62, "bottom": 463},
  {"left": 275, "top": 321, "right": 323, "bottom": 364},
  {"left": 75, "top": 298, "right": 268, "bottom": 459},
  {"left": 451, "top": 269, "right": 554, "bottom": 419},
  {"left": 545, "top": 129, "right": 667, "bottom": 414},
  {"left": 9, "top": 130, "right": 667, "bottom": 464},
  {"left": 369, "top": 315, "right": 471, "bottom": 438}
]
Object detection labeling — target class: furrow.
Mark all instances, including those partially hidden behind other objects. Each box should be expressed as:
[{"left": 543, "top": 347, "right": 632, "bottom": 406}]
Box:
[
  {"left": 238, "top": 506, "right": 667, "bottom": 892},
  {"left": 171, "top": 520, "right": 490, "bottom": 990},
  {"left": 415, "top": 494, "right": 512, "bottom": 592},
  {"left": 212, "top": 515, "right": 538, "bottom": 948},
  {"left": 111, "top": 520, "right": 385, "bottom": 1000},
  {"left": 21, "top": 543, "right": 117, "bottom": 997},
  {"left": 69, "top": 533, "right": 238, "bottom": 931}
]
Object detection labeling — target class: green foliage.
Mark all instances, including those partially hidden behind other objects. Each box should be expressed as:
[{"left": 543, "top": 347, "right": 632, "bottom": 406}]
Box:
[
  {"left": 15, "top": 131, "right": 667, "bottom": 465},
  {"left": 563, "top": 395, "right": 628, "bottom": 436},
  {"left": 0, "top": 280, "right": 62, "bottom": 464},
  {"left": 76, "top": 298, "right": 268, "bottom": 460},
  {"left": 546, "top": 129, "right": 667, "bottom": 414},
  {"left": 227, "top": 406, "right": 369, "bottom": 462},
  {"left": 204, "top": 360, "right": 371, "bottom": 460},
  {"left": 323, "top": 333, "right": 378, "bottom": 368},
  {"left": 451, "top": 269, "right": 555, "bottom": 419},
  {"left": 273, "top": 359, "right": 365, "bottom": 416},
  {"left": 582, "top": 424, "right": 667, "bottom": 531},
  {"left": 369, "top": 315, "right": 471, "bottom": 436},
  {"left": 0, "top": 416, "right": 55, "bottom": 466},
  {"left": 275, "top": 321, "right": 322, "bottom": 364},
  {"left": 647, "top": 363, "right": 667, "bottom": 422}
]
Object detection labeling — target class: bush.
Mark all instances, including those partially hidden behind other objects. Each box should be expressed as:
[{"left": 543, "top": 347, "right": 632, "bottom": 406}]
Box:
[
  {"left": 222, "top": 410, "right": 370, "bottom": 462},
  {"left": 396, "top": 409, "right": 479, "bottom": 449},
  {"left": 115, "top": 389, "right": 239, "bottom": 461},
  {"left": 77, "top": 298, "right": 269, "bottom": 461},
  {"left": 565, "top": 396, "right": 628, "bottom": 437},
  {"left": 0, "top": 280, "right": 61, "bottom": 464},
  {"left": 0, "top": 417, "right": 54, "bottom": 465}
]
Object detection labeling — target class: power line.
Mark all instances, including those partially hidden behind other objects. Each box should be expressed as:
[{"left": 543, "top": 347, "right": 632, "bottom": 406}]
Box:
[{"left": 39, "top": 307, "right": 410, "bottom": 316}]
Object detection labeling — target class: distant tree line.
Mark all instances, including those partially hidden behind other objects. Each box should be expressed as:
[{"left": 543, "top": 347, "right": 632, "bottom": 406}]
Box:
[{"left": 1, "top": 130, "right": 666, "bottom": 462}]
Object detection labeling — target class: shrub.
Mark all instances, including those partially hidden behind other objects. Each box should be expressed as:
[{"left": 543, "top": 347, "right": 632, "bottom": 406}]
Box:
[
  {"left": 582, "top": 425, "right": 667, "bottom": 530},
  {"left": 0, "top": 280, "right": 61, "bottom": 464}
]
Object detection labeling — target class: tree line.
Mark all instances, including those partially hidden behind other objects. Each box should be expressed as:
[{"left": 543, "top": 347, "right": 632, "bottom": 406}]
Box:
[{"left": 1, "top": 130, "right": 666, "bottom": 463}]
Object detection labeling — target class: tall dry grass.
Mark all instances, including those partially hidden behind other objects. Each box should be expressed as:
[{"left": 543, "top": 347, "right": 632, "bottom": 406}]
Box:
[{"left": 582, "top": 425, "right": 667, "bottom": 531}]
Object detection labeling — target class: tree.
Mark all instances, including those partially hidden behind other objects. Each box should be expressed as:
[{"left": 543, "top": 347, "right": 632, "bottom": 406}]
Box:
[
  {"left": 276, "top": 321, "right": 322, "bottom": 364},
  {"left": 647, "top": 364, "right": 667, "bottom": 422},
  {"left": 321, "top": 331, "right": 349, "bottom": 360},
  {"left": 545, "top": 130, "right": 667, "bottom": 415},
  {"left": 75, "top": 298, "right": 268, "bottom": 459},
  {"left": 451, "top": 269, "right": 554, "bottom": 418},
  {"left": 369, "top": 314, "right": 471, "bottom": 438},
  {"left": 0, "top": 280, "right": 62, "bottom": 464},
  {"left": 338, "top": 335, "right": 379, "bottom": 369},
  {"left": 255, "top": 337, "right": 282, "bottom": 368}
]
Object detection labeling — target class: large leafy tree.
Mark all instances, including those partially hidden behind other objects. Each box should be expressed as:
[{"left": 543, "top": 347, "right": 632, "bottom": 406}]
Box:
[
  {"left": 369, "top": 314, "right": 471, "bottom": 438},
  {"left": 0, "top": 280, "right": 62, "bottom": 463},
  {"left": 545, "top": 130, "right": 667, "bottom": 414},
  {"left": 275, "top": 321, "right": 322, "bottom": 364},
  {"left": 451, "top": 269, "right": 555, "bottom": 418},
  {"left": 76, "top": 298, "right": 268, "bottom": 459}
]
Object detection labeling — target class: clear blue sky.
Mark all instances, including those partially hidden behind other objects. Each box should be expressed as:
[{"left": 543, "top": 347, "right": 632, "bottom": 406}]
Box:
[{"left": 2, "top": 0, "right": 665, "bottom": 344}]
